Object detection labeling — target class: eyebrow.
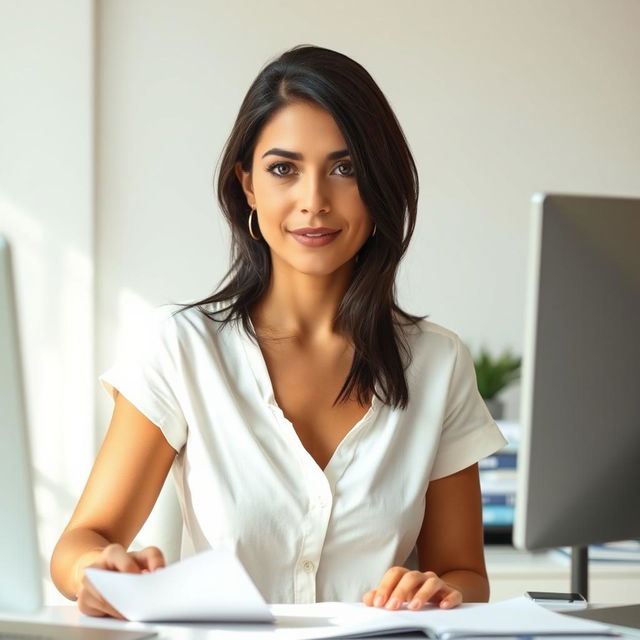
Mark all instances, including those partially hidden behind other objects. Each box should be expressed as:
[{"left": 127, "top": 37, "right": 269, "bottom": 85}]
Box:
[{"left": 260, "top": 148, "right": 350, "bottom": 161}]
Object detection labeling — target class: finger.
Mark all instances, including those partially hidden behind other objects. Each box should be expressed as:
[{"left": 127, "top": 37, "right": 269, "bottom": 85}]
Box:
[
  {"left": 77, "top": 594, "right": 110, "bottom": 619},
  {"left": 386, "top": 571, "right": 431, "bottom": 610},
  {"left": 131, "top": 546, "right": 166, "bottom": 572},
  {"left": 100, "top": 598, "right": 127, "bottom": 621},
  {"left": 371, "top": 567, "right": 408, "bottom": 607},
  {"left": 101, "top": 544, "right": 143, "bottom": 573},
  {"left": 86, "top": 597, "right": 127, "bottom": 621},
  {"left": 438, "top": 588, "right": 463, "bottom": 609},
  {"left": 362, "top": 590, "right": 376, "bottom": 606},
  {"left": 409, "top": 576, "right": 456, "bottom": 610}
]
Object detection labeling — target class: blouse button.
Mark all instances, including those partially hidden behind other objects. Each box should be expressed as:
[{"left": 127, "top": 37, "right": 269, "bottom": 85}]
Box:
[{"left": 302, "top": 560, "right": 315, "bottom": 573}]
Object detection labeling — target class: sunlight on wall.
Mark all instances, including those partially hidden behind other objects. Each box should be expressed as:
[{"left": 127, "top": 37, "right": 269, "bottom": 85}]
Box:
[
  {"left": 110, "top": 287, "right": 154, "bottom": 364},
  {"left": 1, "top": 190, "right": 94, "bottom": 605}
]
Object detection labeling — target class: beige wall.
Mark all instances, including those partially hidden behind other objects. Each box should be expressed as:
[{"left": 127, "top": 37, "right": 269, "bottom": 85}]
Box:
[
  {"left": 2, "top": 0, "right": 639, "bottom": 604},
  {"left": 0, "top": 0, "right": 94, "bottom": 605},
  {"left": 95, "top": 0, "right": 640, "bottom": 425}
]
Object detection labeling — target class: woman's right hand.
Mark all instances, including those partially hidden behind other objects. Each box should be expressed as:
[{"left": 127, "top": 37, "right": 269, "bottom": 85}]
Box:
[{"left": 76, "top": 543, "right": 166, "bottom": 619}]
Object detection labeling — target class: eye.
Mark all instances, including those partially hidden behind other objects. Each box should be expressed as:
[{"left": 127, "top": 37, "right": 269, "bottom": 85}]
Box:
[
  {"left": 333, "top": 160, "right": 355, "bottom": 177},
  {"left": 266, "top": 162, "right": 296, "bottom": 178}
]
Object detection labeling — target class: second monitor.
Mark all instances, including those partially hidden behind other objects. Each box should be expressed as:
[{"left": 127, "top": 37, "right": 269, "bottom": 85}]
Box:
[{"left": 513, "top": 193, "right": 640, "bottom": 596}]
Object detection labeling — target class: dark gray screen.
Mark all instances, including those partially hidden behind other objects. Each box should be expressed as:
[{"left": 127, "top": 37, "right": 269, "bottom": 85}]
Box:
[{"left": 514, "top": 194, "right": 640, "bottom": 550}]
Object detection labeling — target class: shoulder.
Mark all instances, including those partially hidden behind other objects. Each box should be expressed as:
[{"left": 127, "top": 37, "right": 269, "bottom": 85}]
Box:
[
  {"left": 399, "top": 317, "right": 465, "bottom": 363},
  {"left": 147, "top": 299, "right": 241, "bottom": 349},
  {"left": 152, "top": 299, "right": 232, "bottom": 329},
  {"left": 397, "top": 318, "right": 479, "bottom": 392}
]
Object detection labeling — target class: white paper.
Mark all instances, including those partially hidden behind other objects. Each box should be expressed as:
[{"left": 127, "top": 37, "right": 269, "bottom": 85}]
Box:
[
  {"left": 264, "top": 598, "right": 614, "bottom": 640},
  {"left": 390, "top": 597, "right": 615, "bottom": 639},
  {"left": 269, "top": 602, "right": 408, "bottom": 639},
  {"left": 85, "top": 547, "right": 273, "bottom": 623}
]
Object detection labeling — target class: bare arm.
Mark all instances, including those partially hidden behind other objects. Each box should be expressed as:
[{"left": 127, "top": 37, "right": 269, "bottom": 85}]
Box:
[
  {"left": 417, "top": 462, "right": 489, "bottom": 602},
  {"left": 364, "top": 462, "right": 489, "bottom": 609},
  {"left": 50, "top": 391, "right": 177, "bottom": 601}
]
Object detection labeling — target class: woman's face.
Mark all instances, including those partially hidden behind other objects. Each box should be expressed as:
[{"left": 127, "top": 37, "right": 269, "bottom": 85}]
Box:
[{"left": 236, "top": 101, "right": 374, "bottom": 278}]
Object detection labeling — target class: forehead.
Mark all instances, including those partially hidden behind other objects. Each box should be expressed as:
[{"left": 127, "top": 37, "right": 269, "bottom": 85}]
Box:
[{"left": 253, "top": 102, "right": 347, "bottom": 155}]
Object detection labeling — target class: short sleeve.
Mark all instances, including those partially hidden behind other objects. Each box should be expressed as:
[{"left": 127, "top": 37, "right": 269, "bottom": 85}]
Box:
[
  {"left": 430, "top": 336, "right": 507, "bottom": 480},
  {"left": 99, "top": 307, "right": 187, "bottom": 452}
]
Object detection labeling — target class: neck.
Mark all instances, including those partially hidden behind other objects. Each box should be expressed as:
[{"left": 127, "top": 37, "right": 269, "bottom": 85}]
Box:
[{"left": 251, "top": 255, "right": 355, "bottom": 345}]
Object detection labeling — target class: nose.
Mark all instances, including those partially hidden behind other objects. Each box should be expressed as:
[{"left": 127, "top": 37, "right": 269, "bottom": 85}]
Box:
[{"left": 299, "top": 171, "right": 330, "bottom": 215}]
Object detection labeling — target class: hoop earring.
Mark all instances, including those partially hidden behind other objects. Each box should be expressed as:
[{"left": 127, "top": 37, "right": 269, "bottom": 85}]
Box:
[{"left": 248, "top": 208, "right": 260, "bottom": 241}]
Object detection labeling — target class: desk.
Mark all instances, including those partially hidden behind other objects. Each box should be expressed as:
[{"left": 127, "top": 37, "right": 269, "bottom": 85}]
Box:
[
  {"left": 2, "top": 602, "right": 639, "bottom": 640},
  {"left": 0, "top": 606, "right": 271, "bottom": 640},
  {"left": 486, "top": 546, "right": 640, "bottom": 603}
]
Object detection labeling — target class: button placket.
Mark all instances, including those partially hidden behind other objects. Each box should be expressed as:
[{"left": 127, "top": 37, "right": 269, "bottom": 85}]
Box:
[
  {"left": 292, "top": 398, "right": 383, "bottom": 602},
  {"left": 293, "top": 462, "right": 333, "bottom": 603}
]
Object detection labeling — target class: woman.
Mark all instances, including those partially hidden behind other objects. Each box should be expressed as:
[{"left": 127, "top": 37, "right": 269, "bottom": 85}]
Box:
[{"left": 51, "top": 45, "right": 506, "bottom": 619}]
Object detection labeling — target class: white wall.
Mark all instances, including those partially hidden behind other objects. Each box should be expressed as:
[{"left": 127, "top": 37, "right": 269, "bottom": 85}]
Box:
[
  {"left": 2, "top": 0, "right": 639, "bottom": 605},
  {"left": 95, "top": 0, "right": 640, "bottom": 427},
  {"left": 0, "top": 0, "right": 94, "bottom": 605}
]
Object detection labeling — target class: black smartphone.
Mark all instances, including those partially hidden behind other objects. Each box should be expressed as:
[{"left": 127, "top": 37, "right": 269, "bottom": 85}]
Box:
[{"left": 526, "top": 591, "right": 587, "bottom": 604}]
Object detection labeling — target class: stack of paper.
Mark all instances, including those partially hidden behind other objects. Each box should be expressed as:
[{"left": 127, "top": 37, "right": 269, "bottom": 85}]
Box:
[{"left": 85, "top": 548, "right": 617, "bottom": 639}]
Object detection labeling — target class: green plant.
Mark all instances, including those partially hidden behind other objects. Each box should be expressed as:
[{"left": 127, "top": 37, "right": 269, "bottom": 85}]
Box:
[{"left": 473, "top": 347, "right": 521, "bottom": 400}]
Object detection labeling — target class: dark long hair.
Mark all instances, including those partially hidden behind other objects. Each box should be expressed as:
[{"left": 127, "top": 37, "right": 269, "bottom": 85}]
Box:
[{"left": 172, "top": 45, "right": 426, "bottom": 409}]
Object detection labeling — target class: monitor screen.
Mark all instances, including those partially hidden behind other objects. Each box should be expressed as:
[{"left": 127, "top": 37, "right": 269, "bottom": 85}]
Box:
[
  {"left": 513, "top": 193, "right": 640, "bottom": 551},
  {"left": 0, "top": 234, "right": 42, "bottom": 612}
]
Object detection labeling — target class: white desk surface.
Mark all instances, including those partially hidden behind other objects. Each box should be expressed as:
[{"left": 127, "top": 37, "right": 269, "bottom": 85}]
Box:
[
  {"left": 0, "top": 605, "right": 422, "bottom": 640},
  {"left": 1, "top": 603, "right": 639, "bottom": 640}
]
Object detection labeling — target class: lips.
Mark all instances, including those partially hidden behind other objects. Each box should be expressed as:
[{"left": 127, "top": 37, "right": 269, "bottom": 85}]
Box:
[
  {"left": 289, "top": 227, "right": 340, "bottom": 237},
  {"left": 288, "top": 227, "right": 342, "bottom": 248}
]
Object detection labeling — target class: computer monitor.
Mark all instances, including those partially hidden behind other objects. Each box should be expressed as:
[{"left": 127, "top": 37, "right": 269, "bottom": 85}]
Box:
[
  {"left": 513, "top": 193, "right": 640, "bottom": 598},
  {"left": 0, "top": 234, "right": 154, "bottom": 639},
  {"left": 0, "top": 234, "right": 43, "bottom": 613}
]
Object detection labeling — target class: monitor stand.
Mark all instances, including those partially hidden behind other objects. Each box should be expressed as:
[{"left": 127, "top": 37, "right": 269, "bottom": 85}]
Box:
[
  {"left": 571, "top": 545, "right": 589, "bottom": 600},
  {"left": 565, "top": 545, "right": 640, "bottom": 634}
]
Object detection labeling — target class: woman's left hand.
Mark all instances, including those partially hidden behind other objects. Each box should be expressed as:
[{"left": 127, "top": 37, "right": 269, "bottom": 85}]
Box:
[{"left": 363, "top": 566, "right": 463, "bottom": 610}]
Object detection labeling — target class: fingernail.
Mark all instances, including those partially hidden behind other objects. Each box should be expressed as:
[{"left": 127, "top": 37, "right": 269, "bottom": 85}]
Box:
[
  {"left": 409, "top": 599, "right": 421, "bottom": 609},
  {"left": 440, "top": 600, "right": 451, "bottom": 608},
  {"left": 374, "top": 595, "right": 384, "bottom": 607},
  {"left": 386, "top": 597, "right": 399, "bottom": 610}
]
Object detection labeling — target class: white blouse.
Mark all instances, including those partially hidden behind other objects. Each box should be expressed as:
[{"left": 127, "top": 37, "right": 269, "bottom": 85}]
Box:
[{"left": 99, "top": 302, "right": 506, "bottom": 604}]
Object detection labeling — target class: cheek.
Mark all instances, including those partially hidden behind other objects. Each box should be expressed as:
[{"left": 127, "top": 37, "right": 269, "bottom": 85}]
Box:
[
  {"left": 253, "top": 181, "right": 291, "bottom": 221},
  {"left": 339, "top": 185, "right": 370, "bottom": 221},
  {"left": 253, "top": 203, "right": 288, "bottom": 245},
  {"left": 348, "top": 201, "right": 374, "bottom": 235},
  {"left": 256, "top": 206, "right": 288, "bottom": 236}
]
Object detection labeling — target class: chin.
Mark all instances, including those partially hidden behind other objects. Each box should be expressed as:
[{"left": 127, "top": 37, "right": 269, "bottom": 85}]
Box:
[
  {"left": 280, "top": 255, "right": 356, "bottom": 278},
  {"left": 293, "top": 263, "right": 345, "bottom": 277}
]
